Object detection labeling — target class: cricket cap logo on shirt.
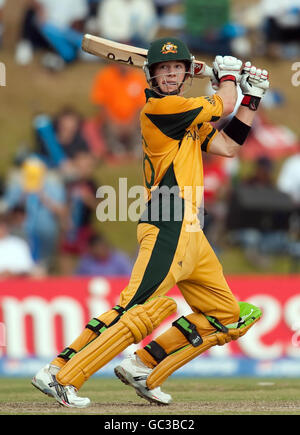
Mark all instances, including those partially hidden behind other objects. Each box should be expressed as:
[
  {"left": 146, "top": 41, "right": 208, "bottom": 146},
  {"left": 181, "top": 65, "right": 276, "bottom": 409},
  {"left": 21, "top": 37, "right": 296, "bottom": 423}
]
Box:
[{"left": 161, "top": 42, "right": 178, "bottom": 54}]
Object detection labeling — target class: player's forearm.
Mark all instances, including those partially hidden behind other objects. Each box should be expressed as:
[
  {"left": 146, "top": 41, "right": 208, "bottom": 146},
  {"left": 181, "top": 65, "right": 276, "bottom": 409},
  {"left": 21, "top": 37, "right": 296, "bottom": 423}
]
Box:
[
  {"left": 209, "top": 106, "right": 256, "bottom": 158},
  {"left": 235, "top": 105, "right": 257, "bottom": 126},
  {"left": 221, "top": 105, "right": 257, "bottom": 155},
  {"left": 216, "top": 82, "right": 238, "bottom": 117},
  {"left": 216, "top": 132, "right": 239, "bottom": 157}
]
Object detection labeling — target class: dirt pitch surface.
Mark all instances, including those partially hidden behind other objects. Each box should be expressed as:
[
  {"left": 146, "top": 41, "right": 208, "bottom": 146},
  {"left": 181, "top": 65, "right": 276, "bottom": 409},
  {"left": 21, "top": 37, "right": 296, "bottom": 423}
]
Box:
[{"left": 1, "top": 378, "right": 300, "bottom": 415}]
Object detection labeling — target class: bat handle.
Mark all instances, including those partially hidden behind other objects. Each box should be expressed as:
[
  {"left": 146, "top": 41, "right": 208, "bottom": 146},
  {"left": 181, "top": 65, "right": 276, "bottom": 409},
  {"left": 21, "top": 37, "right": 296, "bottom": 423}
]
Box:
[
  {"left": 202, "top": 65, "right": 214, "bottom": 79},
  {"left": 193, "top": 64, "right": 214, "bottom": 79}
]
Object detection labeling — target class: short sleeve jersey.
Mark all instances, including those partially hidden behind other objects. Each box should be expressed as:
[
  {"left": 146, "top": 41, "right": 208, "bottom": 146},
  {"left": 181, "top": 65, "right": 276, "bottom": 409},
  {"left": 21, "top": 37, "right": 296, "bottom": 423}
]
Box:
[{"left": 140, "top": 90, "right": 223, "bottom": 211}]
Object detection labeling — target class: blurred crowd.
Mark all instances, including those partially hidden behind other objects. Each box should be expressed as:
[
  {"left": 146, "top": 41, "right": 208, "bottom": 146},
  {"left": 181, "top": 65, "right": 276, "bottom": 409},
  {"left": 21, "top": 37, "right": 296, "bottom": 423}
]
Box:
[
  {"left": 0, "top": 0, "right": 299, "bottom": 279},
  {"left": 0, "top": 0, "right": 299, "bottom": 67},
  {"left": 0, "top": 98, "right": 139, "bottom": 277}
]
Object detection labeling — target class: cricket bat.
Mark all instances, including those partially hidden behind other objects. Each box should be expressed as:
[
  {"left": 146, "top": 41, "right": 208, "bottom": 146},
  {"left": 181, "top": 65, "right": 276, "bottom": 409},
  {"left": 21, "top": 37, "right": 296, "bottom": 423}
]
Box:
[{"left": 82, "top": 34, "right": 213, "bottom": 79}]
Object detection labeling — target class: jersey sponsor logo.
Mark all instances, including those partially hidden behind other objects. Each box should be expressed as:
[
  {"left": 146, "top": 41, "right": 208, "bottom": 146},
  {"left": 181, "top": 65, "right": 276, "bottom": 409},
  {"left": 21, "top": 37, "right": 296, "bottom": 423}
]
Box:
[
  {"left": 161, "top": 42, "right": 178, "bottom": 54},
  {"left": 184, "top": 129, "right": 200, "bottom": 141},
  {"left": 204, "top": 96, "right": 216, "bottom": 106}
]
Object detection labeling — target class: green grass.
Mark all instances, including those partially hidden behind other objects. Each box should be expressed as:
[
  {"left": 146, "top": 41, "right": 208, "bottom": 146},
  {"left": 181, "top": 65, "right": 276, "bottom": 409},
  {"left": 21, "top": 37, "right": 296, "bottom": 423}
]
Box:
[{"left": 0, "top": 377, "right": 300, "bottom": 415}]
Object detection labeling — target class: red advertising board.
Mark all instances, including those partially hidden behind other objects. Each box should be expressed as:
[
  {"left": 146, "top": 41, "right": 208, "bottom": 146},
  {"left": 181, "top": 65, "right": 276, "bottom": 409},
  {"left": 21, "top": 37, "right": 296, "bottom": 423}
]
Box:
[{"left": 0, "top": 275, "right": 299, "bottom": 363}]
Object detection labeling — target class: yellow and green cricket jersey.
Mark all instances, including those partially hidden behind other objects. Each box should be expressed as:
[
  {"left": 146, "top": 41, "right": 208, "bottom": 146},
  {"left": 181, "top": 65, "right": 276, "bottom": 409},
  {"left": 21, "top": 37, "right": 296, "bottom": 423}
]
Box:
[
  {"left": 118, "top": 89, "right": 226, "bottom": 309},
  {"left": 140, "top": 89, "right": 223, "bottom": 214}
]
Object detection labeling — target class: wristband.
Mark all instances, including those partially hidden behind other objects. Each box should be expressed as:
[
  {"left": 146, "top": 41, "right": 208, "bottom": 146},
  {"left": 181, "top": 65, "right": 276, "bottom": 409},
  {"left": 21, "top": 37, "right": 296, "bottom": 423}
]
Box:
[
  {"left": 223, "top": 116, "right": 251, "bottom": 146},
  {"left": 241, "top": 95, "right": 261, "bottom": 111},
  {"left": 219, "top": 75, "right": 237, "bottom": 85}
]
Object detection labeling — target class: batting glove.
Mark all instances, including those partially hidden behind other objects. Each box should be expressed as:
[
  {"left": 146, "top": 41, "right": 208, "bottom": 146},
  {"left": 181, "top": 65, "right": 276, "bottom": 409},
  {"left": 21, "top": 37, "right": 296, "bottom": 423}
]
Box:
[
  {"left": 240, "top": 62, "right": 270, "bottom": 110},
  {"left": 212, "top": 55, "right": 243, "bottom": 86}
]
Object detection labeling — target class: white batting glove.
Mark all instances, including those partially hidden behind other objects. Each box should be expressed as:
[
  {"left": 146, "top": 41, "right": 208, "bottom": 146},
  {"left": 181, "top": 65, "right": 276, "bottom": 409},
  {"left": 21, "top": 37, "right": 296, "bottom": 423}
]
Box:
[
  {"left": 240, "top": 62, "right": 270, "bottom": 111},
  {"left": 212, "top": 55, "right": 243, "bottom": 85},
  {"left": 240, "top": 62, "right": 270, "bottom": 98}
]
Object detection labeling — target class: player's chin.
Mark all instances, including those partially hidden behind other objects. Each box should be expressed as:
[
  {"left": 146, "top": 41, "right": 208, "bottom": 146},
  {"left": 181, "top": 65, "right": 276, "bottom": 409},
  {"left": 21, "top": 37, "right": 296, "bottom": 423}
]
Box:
[{"left": 161, "top": 84, "right": 180, "bottom": 95}]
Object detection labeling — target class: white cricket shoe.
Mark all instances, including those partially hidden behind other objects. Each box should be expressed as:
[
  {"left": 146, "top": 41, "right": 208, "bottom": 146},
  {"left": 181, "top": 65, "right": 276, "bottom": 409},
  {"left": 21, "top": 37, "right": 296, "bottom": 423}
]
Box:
[
  {"left": 114, "top": 354, "right": 172, "bottom": 405},
  {"left": 31, "top": 364, "right": 90, "bottom": 408}
]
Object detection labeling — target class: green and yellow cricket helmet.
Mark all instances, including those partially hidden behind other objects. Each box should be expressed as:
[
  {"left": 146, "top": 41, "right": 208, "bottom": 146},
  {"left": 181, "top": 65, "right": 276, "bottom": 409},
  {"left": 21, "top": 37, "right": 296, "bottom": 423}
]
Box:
[{"left": 144, "top": 37, "right": 195, "bottom": 82}]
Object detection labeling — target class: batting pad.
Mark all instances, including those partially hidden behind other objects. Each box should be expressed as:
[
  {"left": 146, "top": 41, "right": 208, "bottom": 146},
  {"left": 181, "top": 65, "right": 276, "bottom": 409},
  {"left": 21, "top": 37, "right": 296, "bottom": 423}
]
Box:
[
  {"left": 56, "top": 296, "right": 177, "bottom": 390},
  {"left": 146, "top": 301, "right": 262, "bottom": 390}
]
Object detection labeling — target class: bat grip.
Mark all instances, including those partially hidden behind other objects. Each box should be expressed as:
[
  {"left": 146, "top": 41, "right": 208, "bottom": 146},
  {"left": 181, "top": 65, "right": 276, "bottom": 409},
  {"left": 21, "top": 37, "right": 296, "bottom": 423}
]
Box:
[{"left": 202, "top": 66, "right": 214, "bottom": 79}]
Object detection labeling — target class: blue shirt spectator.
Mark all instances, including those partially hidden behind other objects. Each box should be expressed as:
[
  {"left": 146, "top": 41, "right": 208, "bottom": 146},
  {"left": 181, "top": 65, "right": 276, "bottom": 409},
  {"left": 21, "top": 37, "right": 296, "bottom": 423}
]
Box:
[
  {"left": 3, "top": 157, "right": 66, "bottom": 269},
  {"left": 75, "top": 233, "right": 133, "bottom": 276}
]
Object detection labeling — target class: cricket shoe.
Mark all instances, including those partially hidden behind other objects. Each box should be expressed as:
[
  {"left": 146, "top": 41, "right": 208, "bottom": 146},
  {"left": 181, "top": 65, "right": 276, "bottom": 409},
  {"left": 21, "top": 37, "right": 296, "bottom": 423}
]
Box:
[
  {"left": 31, "top": 364, "right": 90, "bottom": 408},
  {"left": 114, "top": 354, "right": 172, "bottom": 405}
]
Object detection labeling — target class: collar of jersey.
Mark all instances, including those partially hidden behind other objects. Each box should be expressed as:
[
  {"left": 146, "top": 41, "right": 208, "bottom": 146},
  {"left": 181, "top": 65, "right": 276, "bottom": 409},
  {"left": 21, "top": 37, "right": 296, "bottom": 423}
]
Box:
[{"left": 145, "top": 88, "right": 164, "bottom": 101}]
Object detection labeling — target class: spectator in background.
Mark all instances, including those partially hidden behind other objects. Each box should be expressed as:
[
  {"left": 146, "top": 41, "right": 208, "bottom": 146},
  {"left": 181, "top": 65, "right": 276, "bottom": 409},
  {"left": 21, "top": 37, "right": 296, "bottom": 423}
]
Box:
[
  {"left": 153, "top": 0, "right": 182, "bottom": 17},
  {"left": 0, "top": 0, "right": 5, "bottom": 47},
  {"left": 59, "top": 151, "right": 99, "bottom": 275},
  {"left": 34, "top": 107, "right": 90, "bottom": 175},
  {"left": 202, "top": 153, "right": 230, "bottom": 253},
  {"left": 260, "top": 0, "right": 300, "bottom": 58},
  {"left": 8, "top": 205, "right": 27, "bottom": 240},
  {"left": 277, "top": 149, "right": 300, "bottom": 268},
  {"left": 14, "top": 0, "right": 51, "bottom": 66},
  {"left": 90, "top": 64, "right": 147, "bottom": 161},
  {"left": 15, "top": 0, "right": 88, "bottom": 69},
  {"left": 75, "top": 233, "right": 133, "bottom": 276},
  {"left": 184, "top": 0, "right": 232, "bottom": 55},
  {"left": 227, "top": 156, "right": 294, "bottom": 269},
  {"left": 2, "top": 157, "right": 67, "bottom": 272},
  {"left": 244, "top": 156, "right": 274, "bottom": 187},
  {"left": 277, "top": 149, "right": 300, "bottom": 205},
  {"left": 183, "top": 0, "right": 250, "bottom": 57},
  {"left": 0, "top": 212, "right": 36, "bottom": 279},
  {"left": 96, "top": 0, "right": 159, "bottom": 48}
]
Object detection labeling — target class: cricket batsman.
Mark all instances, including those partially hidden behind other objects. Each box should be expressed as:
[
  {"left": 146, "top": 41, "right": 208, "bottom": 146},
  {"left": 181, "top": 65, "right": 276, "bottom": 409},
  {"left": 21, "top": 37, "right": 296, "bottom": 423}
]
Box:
[{"left": 32, "top": 37, "right": 269, "bottom": 407}]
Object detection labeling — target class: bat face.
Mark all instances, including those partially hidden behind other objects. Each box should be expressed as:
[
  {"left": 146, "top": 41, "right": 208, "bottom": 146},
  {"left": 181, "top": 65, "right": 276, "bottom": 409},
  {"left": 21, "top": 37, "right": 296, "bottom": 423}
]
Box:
[
  {"left": 82, "top": 34, "right": 212, "bottom": 79},
  {"left": 82, "top": 34, "right": 147, "bottom": 68}
]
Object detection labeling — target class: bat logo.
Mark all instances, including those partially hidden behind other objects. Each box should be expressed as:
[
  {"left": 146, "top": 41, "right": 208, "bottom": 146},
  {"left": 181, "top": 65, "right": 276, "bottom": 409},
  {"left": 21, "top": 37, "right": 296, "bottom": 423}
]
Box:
[
  {"left": 194, "top": 64, "right": 204, "bottom": 75},
  {"left": 107, "top": 52, "right": 134, "bottom": 65}
]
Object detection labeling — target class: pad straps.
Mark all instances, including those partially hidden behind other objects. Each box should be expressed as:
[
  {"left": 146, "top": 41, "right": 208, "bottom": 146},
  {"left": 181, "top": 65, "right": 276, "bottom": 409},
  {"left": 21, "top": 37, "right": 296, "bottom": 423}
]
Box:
[
  {"left": 144, "top": 316, "right": 204, "bottom": 365},
  {"left": 85, "top": 318, "right": 108, "bottom": 335},
  {"left": 57, "top": 306, "right": 126, "bottom": 362},
  {"left": 113, "top": 305, "right": 126, "bottom": 316},
  {"left": 144, "top": 341, "right": 168, "bottom": 364},
  {"left": 205, "top": 315, "right": 229, "bottom": 333},
  {"left": 57, "top": 347, "right": 77, "bottom": 362},
  {"left": 172, "top": 316, "right": 203, "bottom": 347}
]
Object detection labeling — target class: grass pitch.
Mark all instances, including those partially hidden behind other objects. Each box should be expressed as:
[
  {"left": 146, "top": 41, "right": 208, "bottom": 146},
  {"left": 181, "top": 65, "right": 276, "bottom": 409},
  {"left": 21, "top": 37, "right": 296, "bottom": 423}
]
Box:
[{"left": 0, "top": 377, "right": 300, "bottom": 415}]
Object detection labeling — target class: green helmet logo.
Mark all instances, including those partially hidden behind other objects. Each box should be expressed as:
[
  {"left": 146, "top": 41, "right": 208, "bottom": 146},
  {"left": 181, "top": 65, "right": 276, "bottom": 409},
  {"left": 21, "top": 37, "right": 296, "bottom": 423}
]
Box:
[{"left": 161, "top": 42, "right": 178, "bottom": 54}]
